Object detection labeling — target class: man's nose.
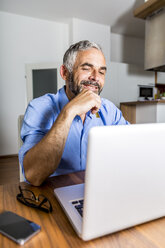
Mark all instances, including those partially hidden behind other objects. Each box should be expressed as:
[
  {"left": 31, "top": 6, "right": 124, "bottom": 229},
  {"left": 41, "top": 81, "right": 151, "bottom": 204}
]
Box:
[{"left": 88, "top": 70, "right": 99, "bottom": 82}]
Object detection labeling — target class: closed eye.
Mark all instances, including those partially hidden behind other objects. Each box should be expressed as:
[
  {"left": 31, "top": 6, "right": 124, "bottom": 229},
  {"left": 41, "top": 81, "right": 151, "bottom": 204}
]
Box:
[
  {"left": 82, "top": 67, "right": 91, "bottom": 71},
  {"left": 99, "top": 71, "right": 105, "bottom": 75},
  {"left": 81, "top": 63, "right": 92, "bottom": 71}
]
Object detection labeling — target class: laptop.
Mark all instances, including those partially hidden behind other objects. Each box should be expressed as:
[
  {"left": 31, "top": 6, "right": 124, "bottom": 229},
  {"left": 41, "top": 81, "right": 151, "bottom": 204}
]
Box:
[{"left": 54, "top": 123, "right": 165, "bottom": 241}]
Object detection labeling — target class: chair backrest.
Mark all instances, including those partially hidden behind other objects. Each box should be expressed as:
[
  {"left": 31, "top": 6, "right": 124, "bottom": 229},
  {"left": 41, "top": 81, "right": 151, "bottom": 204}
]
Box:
[{"left": 18, "top": 115, "right": 24, "bottom": 182}]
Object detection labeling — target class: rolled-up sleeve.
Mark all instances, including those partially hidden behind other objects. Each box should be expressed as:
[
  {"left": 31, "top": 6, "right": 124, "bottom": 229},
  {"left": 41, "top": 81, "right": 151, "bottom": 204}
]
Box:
[
  {"left": 18, "top": 95, "right": 56, "bottom": 180},
  {"left": 18, "top": 134, "right": 44, "bottom": 179}
]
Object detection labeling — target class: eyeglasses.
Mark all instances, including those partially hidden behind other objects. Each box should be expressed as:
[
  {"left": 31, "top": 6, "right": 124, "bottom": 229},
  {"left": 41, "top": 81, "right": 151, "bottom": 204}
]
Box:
[{"left": 17, "top": 186, "right": 53, "bottom": 213}]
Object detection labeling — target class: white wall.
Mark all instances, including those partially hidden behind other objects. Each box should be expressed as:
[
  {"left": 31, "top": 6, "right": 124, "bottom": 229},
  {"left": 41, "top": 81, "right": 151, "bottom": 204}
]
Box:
[
  {"left": 101, "top": 62, "right": 154, "bottom": 108},
  {"left": 0, "top": 11, "right": 69, "bottom": 155},
  {"left": 69, "top": 18, "right": 111, "bottom": 62},
  {"left": 102, "top": 32, "right": 158, "bottom": 108},
  {"left": 111, "top": 33, "right": 144, "bottom": 66}
]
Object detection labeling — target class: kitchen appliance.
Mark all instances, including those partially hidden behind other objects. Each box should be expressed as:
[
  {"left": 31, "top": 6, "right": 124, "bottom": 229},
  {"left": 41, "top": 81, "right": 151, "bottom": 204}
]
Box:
[{"left": 138, "top": 85, "right": 154, "bottom": 101}]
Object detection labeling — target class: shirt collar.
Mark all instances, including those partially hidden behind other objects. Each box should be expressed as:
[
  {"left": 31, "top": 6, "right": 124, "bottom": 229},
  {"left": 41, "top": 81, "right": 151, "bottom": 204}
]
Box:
[{"left": 58, "top": 86, "right": 69, "bottom": 111}]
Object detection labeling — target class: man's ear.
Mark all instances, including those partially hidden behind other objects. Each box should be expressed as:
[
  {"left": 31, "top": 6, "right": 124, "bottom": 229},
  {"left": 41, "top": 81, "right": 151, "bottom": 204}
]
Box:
[{"left": 60, "top": 65, "right": 68, "bottom": 81}]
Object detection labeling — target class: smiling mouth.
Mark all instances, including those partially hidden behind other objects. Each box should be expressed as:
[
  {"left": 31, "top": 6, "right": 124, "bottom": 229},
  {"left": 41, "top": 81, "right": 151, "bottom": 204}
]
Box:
[
  {"left": 81, "top": 81, "right": 100, "bottom": 92},
  {"left": 83, "top": 84, "right": 98, "bottom": 91}
]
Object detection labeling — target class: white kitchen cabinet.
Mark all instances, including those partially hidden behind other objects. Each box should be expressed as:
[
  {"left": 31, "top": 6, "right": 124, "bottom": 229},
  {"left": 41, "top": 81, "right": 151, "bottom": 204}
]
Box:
[{"left": 120, "top": 101, "right": 165, "bottom": 124}]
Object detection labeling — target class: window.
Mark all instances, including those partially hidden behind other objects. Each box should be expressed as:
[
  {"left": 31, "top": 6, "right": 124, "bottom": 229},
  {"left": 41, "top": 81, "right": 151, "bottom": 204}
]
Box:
[{"left": 25, "top": 63, "right": 63, "bottom": 104}]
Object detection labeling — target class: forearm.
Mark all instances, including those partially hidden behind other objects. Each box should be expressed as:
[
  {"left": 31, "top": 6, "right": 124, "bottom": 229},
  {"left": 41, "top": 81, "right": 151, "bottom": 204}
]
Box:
[
  {"left": 23, "top": 89, "right": 101, "bottom": 186},
  {"left": 24, "top": 106, "right": 75, "bottom": 186}
]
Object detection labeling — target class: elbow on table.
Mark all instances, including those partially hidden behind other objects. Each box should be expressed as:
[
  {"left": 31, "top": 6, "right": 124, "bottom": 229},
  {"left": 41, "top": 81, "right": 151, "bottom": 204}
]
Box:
[
  {"left": 24, "top": 169, "right": 44, "bottom": 187},
  {"left": 23, "top": 155, "right": 46, "bottom": 186}
]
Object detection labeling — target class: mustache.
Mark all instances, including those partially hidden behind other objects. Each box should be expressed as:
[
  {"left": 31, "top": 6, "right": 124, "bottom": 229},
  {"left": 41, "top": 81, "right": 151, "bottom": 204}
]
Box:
[{"left": 80, "top": 80, "right": 100, "bottom": 90}]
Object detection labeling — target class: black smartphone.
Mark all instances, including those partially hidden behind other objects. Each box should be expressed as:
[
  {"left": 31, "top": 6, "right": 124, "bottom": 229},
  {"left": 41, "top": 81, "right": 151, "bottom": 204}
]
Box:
[{"left": 0, "top": 211, "right": 41, "bottom": 245}]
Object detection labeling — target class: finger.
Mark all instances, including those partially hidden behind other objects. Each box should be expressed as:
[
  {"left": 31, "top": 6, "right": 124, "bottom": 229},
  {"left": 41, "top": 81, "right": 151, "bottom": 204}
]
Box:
[{"left": 91, "top": 107, "right": 99, "bottom": 114}]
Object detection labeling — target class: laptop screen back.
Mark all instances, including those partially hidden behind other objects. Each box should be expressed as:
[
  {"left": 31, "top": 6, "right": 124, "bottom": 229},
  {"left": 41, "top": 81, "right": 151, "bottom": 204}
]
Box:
[{"left": 82, "top": 124, "right": 165, "bottom": 240}]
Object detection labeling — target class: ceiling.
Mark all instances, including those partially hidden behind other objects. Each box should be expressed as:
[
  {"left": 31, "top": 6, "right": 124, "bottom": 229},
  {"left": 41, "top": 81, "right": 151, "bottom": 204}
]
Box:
[{"left": 0, "top": 0, "right": 145, "bottom": 38}]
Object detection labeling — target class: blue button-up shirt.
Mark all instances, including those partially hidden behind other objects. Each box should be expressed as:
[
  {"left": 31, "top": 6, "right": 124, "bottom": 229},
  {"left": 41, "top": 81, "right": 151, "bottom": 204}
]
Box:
[{"left": 19, "top": 86, "right": 129, "bottom": 179}]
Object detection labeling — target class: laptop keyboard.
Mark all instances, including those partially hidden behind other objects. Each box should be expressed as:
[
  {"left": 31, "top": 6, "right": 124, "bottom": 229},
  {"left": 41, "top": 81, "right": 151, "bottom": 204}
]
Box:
[{"left": 71, "top": 199, "right": 84, "bottom": 217}]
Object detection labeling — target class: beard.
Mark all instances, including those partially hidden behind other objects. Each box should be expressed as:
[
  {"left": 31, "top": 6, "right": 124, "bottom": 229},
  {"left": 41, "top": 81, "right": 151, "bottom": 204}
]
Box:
[{"left": 68, "top": 72, "right": 102, "bottom": 96}]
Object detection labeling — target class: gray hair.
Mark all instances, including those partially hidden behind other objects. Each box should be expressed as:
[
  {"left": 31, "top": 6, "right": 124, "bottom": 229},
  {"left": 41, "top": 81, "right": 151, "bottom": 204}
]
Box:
[{"left": 63, "top": 40, "right": 102, "bottom": 72}]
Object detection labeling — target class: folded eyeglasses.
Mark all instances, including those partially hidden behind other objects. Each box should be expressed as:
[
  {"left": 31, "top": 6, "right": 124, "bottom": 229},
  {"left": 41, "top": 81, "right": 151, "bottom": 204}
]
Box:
[{"left": 17, "top": 186, "right": 52, "bottom": 213}]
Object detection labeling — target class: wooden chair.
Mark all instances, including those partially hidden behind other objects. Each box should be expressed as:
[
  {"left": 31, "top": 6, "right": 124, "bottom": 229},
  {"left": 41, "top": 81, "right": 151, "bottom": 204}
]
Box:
[{"left": 18, "top": 115, "right": 25, "bottom": 182}]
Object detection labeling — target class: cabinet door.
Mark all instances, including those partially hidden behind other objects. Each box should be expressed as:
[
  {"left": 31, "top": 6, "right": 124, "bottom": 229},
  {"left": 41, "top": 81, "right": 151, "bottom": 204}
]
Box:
[
  {"left": 120, "top": 104, "right": 136, "bottom": 124},
  {"left": 136, "top": 104, "right": 156, "bottom": 123}
]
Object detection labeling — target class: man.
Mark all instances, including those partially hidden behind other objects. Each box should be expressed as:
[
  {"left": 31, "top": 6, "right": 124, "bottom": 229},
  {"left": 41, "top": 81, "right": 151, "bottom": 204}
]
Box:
[{"left": 19, "top": 40, "right": 129, "bottom": 186}]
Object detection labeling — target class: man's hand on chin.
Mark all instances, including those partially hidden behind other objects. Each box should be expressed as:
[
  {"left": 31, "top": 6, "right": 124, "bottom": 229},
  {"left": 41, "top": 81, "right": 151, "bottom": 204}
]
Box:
[{"left": 66, "top": 88, "right": 101, "bottom": 117}]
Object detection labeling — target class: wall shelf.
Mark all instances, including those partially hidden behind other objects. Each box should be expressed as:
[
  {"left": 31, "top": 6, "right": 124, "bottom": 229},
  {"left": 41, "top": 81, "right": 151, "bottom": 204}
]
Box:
[{"left": 133, "top": 0, "right": 165, "bottom": 19}]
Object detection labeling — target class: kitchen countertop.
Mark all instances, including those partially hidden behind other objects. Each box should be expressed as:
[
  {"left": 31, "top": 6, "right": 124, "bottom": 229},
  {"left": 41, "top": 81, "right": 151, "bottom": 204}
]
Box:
[
  {"left": 120, "top": 99, "right": 165, "bottom": 105},
  {"left": 120, "top": 99, "right": 165, "bottom": 124}
]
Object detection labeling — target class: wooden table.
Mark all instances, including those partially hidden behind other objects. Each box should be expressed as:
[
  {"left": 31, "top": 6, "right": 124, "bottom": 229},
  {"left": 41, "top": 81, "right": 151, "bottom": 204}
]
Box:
[{"left": 1, "top": 171, "right": 165, "bottom": 248}]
